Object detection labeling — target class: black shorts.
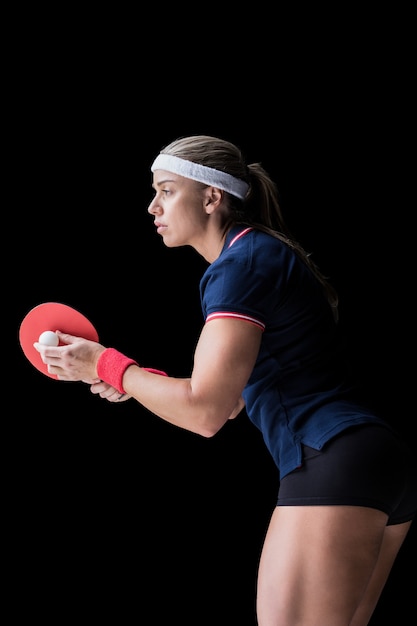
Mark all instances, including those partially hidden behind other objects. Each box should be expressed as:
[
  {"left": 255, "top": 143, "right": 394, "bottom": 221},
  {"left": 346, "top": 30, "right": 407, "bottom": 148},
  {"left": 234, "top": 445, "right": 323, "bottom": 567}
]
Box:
[{"left": 278, "top": 424, "right": 417, "bottom": 525}]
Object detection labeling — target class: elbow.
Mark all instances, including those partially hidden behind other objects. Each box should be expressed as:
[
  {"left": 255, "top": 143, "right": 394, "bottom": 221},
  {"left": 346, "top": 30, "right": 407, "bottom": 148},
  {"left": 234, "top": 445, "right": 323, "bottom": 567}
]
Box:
[
  {"left": 193, "top": 409, "right": 230, "bottom": 438},
  {"left": 199, "top": 425, "right": 224, "bottom": 438},
  {"left": 185, "top": 384, "right": 242, "bottom": 437}
]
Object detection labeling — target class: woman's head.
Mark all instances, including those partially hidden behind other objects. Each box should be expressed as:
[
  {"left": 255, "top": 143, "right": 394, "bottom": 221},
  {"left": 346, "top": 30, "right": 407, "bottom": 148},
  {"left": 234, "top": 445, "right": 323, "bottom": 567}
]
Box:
[{"left": 151, "top": 135, "right": 285, "bottom": 234}]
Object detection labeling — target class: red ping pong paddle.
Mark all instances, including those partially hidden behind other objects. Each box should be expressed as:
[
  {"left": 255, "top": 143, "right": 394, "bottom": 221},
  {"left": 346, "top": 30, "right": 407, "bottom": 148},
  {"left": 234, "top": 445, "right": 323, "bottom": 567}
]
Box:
[{"left": 19, "top": 302, "right": 99, "bottom": 379}]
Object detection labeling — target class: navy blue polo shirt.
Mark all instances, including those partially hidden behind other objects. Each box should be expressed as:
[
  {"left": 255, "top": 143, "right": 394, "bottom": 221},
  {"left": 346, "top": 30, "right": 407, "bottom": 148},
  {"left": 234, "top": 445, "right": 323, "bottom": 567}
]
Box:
[{"left": 200, "top": 226, "right": 385, "bottom": 479}]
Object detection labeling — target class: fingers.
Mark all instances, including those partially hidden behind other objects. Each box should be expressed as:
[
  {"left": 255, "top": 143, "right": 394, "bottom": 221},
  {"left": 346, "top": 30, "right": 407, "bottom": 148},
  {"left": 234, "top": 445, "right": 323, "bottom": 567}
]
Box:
[
  {"left": 55, "top": 331, "right": 83, "bottom": 344},
  {"left": 105, "top": 391, "right": 129, "bottom": 403},
  {"left": 89, "top": 381, "right": 129, "bottom": 403}
]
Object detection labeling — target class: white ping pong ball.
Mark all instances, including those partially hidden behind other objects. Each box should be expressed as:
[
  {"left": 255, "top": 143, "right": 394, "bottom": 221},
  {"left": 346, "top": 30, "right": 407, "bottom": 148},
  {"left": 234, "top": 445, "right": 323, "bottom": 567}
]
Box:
[{"left": 38, "top": 330, "right": 59, "bottom": 346}]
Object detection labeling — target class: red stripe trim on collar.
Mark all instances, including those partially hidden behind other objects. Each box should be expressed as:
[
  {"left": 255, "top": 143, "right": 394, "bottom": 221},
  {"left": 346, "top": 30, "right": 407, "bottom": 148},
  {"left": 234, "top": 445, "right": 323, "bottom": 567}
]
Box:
[{"left": 228, "top": 227, "right": 253, "bottom": 248}]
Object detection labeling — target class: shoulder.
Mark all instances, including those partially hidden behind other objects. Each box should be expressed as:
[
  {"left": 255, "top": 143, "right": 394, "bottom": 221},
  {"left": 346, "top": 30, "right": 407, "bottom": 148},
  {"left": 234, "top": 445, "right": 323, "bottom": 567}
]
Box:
[
  {"left": 199, "top": 229, "right": 291, "bottom": 315},
  {"left": 224, "top": 228, "right": 295, "bottom": 275}
]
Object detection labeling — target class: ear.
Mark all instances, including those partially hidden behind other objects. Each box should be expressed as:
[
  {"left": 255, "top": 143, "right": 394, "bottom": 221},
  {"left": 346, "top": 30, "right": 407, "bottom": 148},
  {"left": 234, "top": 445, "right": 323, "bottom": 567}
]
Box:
[{"left": 204, "top": 187, "right": 223, "bottom": 214}]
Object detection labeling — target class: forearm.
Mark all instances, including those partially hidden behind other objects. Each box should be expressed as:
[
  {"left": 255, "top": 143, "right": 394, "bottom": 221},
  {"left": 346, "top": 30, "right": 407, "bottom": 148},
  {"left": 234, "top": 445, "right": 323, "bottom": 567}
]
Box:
[{"left": 122, "top": 365, "right": 233, "bottom": 437}]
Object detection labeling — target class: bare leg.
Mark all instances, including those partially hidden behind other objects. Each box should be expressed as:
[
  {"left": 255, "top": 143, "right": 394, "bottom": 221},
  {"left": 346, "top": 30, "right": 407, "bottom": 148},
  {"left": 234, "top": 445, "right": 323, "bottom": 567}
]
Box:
[
  {"left": 349, "top": 520, "right": 412, "bottom": 625},
  {"left": 256, "top": 506, "right": 411, "bottom": 626}
]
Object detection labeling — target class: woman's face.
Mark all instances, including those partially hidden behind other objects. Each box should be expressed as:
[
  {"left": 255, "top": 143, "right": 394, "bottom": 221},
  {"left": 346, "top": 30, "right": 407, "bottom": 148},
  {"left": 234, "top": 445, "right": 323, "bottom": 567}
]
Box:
[{"left": 148, "top": 170, "right": 209, "bottom": 248}]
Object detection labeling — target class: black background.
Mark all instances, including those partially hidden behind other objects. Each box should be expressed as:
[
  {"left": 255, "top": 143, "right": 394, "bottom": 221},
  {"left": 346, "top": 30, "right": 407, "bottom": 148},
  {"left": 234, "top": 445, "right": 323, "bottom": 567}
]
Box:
[{"left": 9, "top": 13, "right": 415, "bottom": 625}]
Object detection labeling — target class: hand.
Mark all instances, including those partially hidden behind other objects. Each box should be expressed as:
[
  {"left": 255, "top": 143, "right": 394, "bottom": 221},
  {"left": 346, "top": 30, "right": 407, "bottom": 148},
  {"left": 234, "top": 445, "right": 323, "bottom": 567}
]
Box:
[
  {"left": 89, "top": 380, "right": 131, "bottom": 403},
  {"left": 33, "top": 331, "right": 106, "bottom": 382}
]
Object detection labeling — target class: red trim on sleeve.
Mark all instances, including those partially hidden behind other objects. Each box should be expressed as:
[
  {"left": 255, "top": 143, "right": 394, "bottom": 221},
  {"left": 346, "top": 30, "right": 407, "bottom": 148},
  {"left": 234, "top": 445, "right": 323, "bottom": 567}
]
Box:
[{"left": 206, "top": 311, "right": 265, "bottom": 331}]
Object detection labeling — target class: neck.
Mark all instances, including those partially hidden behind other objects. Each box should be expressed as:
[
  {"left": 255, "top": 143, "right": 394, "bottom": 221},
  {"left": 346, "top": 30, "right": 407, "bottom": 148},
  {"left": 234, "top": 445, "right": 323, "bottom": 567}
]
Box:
[{"left": 191, "top": 225, "right": 229, "bottom": 264}]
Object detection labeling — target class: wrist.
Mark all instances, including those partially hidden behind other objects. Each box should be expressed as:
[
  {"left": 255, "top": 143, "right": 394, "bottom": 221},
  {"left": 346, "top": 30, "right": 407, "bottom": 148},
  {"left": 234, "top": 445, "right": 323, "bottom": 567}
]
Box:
[{"left": 97, "top": 348, "right": 139, "bottom": 394}]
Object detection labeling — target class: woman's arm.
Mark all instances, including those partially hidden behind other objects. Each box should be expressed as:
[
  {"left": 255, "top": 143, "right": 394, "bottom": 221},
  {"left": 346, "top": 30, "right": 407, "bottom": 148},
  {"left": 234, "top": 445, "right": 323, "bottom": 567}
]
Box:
[{"left": 34, "top": 318, "right": 261, "bottom": 436}]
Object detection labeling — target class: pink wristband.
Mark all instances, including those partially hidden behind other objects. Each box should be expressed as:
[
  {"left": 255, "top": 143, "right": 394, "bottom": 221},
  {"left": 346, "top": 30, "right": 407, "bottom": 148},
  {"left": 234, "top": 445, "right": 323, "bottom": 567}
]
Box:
[
  {"left": 97, "top": 348, "right": 139, "bottom": 394},
  {"left": 143, "top": 367, "right": 168, "bottom": 377}
]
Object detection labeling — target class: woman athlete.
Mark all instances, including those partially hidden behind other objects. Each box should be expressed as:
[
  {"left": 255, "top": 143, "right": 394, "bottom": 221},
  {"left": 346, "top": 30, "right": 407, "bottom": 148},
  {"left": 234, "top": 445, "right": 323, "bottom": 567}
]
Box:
[{"left": 34, "top": 135, "right": 416, "bottom": 625}]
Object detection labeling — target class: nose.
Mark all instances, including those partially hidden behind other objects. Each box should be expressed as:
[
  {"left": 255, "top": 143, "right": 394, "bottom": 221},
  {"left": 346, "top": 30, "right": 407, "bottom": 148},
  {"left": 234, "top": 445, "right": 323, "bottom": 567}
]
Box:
[{"left": 147, "top": 197, "right": 160, "bottom": 215}]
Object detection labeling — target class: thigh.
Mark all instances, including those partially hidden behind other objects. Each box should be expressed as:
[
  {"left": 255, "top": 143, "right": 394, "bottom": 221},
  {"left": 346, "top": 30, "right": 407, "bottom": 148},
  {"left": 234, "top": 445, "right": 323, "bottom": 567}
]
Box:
[
  {"left": 348, "top": 519, "right": 413, "bottom": 625},
  {"left": 256, "top": 505, "right": 388, "bottom": 626}
]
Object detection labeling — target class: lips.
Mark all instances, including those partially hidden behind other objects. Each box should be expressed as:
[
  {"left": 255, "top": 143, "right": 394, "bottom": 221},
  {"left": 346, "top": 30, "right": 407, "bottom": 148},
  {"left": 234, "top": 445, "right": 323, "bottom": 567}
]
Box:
[{"left": 154, "top": 222, "right": 166, "bottom": 234}]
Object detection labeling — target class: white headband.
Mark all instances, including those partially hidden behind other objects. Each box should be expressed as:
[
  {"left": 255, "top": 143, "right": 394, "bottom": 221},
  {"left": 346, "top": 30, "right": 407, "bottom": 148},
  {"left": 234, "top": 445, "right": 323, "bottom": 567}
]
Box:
[{"left": 151, "top": 154, "right": 249, "bottom": 200}]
